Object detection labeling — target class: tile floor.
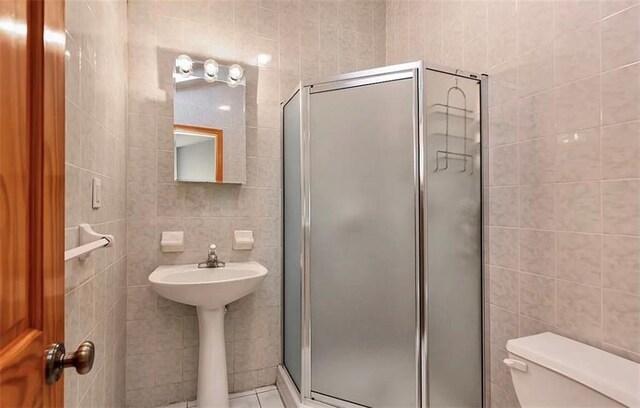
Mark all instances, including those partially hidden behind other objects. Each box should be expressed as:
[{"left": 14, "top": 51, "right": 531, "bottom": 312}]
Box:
[{"left": 163, "top": 386, "right": 285, "bottom": 408}]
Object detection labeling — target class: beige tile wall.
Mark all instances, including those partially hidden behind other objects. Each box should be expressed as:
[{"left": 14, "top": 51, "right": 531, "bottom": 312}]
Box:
[
  {"left": 64, "top": 1, "right": 129, "bottom": 407},
  {"left": 387, "top": 0, "right": 640, "bottom": 406},
  {"left": 125, "top": 0, "right": 385, "bottom": 405}
]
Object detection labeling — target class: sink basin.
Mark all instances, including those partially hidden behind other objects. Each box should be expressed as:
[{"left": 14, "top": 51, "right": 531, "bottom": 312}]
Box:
[
  {"left": 148, "top": 261, "right": 267, "bottom": 309},
  {"left": 149, "top": 261, "right": 268, "bottom": 408}
]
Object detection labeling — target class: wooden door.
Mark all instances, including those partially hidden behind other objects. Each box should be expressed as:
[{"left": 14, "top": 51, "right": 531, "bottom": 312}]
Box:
[{"left": 0, "top": 0, "right": 65, "bottom": 406}]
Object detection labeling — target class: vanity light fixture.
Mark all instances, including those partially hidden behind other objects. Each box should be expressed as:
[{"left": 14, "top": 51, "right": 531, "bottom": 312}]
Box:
[
  {"left": 176, "top": 54, "right": 193, "bottom": 76},
  {"left": 175, "top": 54, "right": 244, "bottom": 86},
  {"left": 204, "top": 59, "right": 219, "bottom": 82}
]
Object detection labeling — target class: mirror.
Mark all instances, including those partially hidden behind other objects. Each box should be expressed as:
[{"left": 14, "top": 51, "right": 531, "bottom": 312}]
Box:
[{"left": 173, "top": 56, "right": 246, "bottom": 184}]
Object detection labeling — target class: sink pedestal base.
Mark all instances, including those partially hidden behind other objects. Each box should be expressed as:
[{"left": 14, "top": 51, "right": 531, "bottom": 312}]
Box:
[{"left": 197, "top": 307, "right": 229, "bottom": 408}]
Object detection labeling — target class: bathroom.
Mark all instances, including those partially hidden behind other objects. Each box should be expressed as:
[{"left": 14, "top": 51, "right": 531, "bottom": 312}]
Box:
[{"left": 0, "top": 0, "right": 639, "bottom": 407}]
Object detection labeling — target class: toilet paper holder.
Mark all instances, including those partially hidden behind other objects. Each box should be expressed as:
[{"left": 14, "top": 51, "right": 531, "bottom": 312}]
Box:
[
  {"left": 161, "top": 231, "right": 184, "bottom": 253},
  {"left": 233, "top": 230, "right": 254, "bottom": 250}
]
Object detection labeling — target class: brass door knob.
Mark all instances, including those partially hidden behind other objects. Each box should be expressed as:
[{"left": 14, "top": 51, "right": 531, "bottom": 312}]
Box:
[{"left": 45, "top": 341, "right": 95, "bottom": 384}]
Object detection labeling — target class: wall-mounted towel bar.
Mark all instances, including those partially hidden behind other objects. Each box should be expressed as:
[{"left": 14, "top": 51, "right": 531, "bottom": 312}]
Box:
[{"left": 64, "top": 224, "right": 114, "bottom": 262}]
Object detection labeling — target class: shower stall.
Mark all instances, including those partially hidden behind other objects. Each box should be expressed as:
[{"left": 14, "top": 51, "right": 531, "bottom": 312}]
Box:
[{"left": 282, "top": 62, "right": 487, "bottom": 407}]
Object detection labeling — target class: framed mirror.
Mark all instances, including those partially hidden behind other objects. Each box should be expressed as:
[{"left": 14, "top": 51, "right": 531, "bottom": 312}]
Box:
[{"left": 173, "top": 55, "right": 246, "bottom": 184}]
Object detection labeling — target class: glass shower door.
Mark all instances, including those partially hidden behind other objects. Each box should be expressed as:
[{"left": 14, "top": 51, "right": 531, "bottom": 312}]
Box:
[
  {"left": 308, "top": 73, "right": 419, "bottom": 407},
  {"left": 425, "top": 68, "right": 483, "bottom": 407},
  {"left": 283, "top": 90, "right": 302, "bottom": 389}
]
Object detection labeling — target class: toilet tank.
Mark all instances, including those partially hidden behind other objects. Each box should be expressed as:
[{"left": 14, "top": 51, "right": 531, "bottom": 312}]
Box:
[{"left": 505, "top": 333, "right": 640, "bottom": 408}]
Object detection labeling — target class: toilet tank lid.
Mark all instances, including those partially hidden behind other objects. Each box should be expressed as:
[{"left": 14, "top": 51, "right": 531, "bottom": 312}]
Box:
[{"left": 507, "top": 332, "right": 640, "bottom": 407}]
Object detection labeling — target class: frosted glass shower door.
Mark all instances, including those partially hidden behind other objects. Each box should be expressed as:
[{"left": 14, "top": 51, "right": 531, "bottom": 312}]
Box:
[
  {"left": 425, "top": 68, "right": 482, "bottom": 407},
  {"left": 309, "top": 76, "right": 418, "bottom": 407},
  {"left": 283, "top": 90, "right": 302, "bottom": 389}
]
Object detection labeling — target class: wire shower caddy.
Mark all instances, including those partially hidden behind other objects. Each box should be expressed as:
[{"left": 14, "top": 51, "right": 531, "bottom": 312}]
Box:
[{"left": 434, "top": 76, "right": 475, "bottom": 174}]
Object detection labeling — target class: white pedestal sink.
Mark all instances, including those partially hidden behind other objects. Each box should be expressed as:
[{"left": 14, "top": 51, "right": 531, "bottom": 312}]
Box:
[{"left": 149, "top": 261, "right": 268, "bottom": 408}]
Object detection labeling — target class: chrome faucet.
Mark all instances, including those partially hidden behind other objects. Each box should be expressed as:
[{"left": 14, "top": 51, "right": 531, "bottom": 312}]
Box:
[{"left": 198, "top": 244, "right": 226, "bottom": 268}]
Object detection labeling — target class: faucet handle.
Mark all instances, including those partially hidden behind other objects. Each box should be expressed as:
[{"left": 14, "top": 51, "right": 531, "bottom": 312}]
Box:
[{"left": 198, "top": 244, "right": 224, "bottom": 268}]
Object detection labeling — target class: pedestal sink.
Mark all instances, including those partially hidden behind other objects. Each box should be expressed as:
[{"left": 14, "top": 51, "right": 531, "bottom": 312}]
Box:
[{"left": 149, "top": 261, "right": 268, "bottom": 408}]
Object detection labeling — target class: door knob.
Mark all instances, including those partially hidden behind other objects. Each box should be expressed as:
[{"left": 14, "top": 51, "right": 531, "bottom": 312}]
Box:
[{"left": 45, "top": 341, "right": 95, "bottom": 384}]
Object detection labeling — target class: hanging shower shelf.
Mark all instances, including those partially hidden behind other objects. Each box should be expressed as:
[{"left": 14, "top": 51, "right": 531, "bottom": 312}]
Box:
[{"left": 435, "top": 79, "right": 474, "bottom": 174}]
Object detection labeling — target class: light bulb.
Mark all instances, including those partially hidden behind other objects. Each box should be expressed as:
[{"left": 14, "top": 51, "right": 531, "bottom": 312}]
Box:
[
  {"left": 204, "top": 59, "right": 219, "bottom": 82},
  {"left": 228, "top": 64, "right": 243, "bottom": 81},
  {"left": 176, "top": 54, "right": 193, "bottom": 76}
]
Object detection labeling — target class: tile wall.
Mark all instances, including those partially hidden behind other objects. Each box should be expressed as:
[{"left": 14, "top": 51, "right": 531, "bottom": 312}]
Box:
[
  {"left": 64, "top": 0, "right": 129, "bottom": 407},
  {"left": 124, "top": 0, "right": 385, "bottom": 405},
  {"left": 386, "top": 0, "right": 640, "bottom": 406}
]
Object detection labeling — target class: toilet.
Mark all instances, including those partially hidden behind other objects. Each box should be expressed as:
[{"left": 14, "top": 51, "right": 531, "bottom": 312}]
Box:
[{"left": 504, "top": 332, "right": 640, "bottom": 407}]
